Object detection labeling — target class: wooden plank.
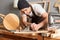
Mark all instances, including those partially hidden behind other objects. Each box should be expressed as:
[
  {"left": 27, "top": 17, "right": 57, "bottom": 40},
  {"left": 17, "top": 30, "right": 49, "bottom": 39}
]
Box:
[{"left": 14, "top": 30, "right": 48, "bottom": 34}]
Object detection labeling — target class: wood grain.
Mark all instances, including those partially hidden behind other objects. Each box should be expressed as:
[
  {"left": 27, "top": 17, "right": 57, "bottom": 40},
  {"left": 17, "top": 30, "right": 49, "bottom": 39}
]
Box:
[{"left": 3, "top": 13, "right": 19, "bottom": 30}]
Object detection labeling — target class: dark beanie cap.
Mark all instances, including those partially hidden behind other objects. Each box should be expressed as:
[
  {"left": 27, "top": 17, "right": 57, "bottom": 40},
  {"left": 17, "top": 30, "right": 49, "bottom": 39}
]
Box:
[{"left": 18, "top": 0, "right": 30, "bottom": 10}]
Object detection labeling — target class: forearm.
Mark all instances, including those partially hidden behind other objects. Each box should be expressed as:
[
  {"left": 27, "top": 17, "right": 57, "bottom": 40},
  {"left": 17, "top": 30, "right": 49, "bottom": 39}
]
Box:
[
  {"left": 39, "top": 17, "right": 48, "bottom": 27},
  {"left": 23, "top": 22, "right": 32, "bottom": 26},
  {"left": 38, "top": 13, "right": 48, "bottom": 28}
]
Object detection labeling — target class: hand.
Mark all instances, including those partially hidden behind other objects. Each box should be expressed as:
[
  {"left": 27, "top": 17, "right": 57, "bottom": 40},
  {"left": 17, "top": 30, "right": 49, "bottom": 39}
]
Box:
[
  {"left": 33, "top": 24, "right": 40, "bottom": 31},
  {"left": 47, "top": 27, "right": 56, "bottom": 33},
  {"left": 31, "top": 23, "right": 40, "bottom": 31},
  {"left": 31, "top": 23, "right": 36, "bottom": 31}
]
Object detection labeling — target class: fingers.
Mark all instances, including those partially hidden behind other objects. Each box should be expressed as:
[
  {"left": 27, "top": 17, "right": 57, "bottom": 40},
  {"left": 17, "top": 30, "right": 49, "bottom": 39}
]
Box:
[
  {"left": 31, "top": 23, "right": 42, "bottom": 31},
  {"left": 33, "top": 24, "right": 41, "bottom": 31},
  {"left": 34, "top": 25, "right": 39, "bottom": 31},
  {"left": 31, "top": 23, "right": 39, "bottom": 31},
  {"left": 31, "top": 23, "right": 38, "bottom": 31},
  {"left": 31, "top": 23, "right": 35, "bottom": 31}
]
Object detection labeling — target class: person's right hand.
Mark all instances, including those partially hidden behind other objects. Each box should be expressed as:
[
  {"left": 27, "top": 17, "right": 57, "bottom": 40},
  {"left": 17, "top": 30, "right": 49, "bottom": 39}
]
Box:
[{"left": 31, "top": 23, "right": 36, "bottom": 31}]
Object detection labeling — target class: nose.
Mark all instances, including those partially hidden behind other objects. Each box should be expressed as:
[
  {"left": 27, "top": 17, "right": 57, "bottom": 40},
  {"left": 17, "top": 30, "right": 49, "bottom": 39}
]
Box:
[{"left": 24, "top": 11, "right": 28, "bottom": 14}]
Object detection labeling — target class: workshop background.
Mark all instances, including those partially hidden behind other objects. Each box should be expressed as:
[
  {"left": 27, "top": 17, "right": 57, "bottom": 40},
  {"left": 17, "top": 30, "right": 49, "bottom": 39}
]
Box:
[
  {"left": 0, "top": 0, "right": 60, "bottom": 40},
  {"left": 0, "top": 0, "right": 58, "bottom": 14}
]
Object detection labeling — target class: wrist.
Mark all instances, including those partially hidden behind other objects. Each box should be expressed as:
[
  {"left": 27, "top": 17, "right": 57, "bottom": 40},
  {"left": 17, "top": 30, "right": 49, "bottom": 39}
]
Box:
[{"left": 37, "top": 24, "right": 42, "bottom": 29}]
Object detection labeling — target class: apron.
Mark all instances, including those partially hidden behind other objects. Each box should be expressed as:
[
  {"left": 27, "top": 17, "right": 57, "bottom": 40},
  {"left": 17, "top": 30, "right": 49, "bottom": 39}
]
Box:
[{"left": 27, "top": 7, "right": 47, "bottom": 30}]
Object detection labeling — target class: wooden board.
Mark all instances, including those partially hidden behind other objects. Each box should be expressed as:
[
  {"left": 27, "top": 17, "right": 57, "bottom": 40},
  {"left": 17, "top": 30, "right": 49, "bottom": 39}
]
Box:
[
  {"left": 3, "top": 13, "right": 19, "bottom": 30},
  {"left": 14, "top": 30, "right": 48, "bottom": 34}
]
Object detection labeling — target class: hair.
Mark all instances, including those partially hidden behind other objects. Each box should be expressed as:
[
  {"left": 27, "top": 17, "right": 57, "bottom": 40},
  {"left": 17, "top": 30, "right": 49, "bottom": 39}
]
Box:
[{"left": 18, "top": 0, "right": 31, "bottom": 10}]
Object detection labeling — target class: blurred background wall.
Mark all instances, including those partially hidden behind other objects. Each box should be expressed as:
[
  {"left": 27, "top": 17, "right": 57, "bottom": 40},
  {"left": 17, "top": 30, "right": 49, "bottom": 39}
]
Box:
[{"left": 0, "top": 0, "right": 58, "bottom": 14}]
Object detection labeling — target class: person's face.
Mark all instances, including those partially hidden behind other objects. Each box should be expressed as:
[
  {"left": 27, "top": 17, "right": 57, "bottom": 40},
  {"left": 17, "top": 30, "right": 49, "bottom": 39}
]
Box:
[{"left": 20, "top": 7, "right": 31, "bottom": 15}]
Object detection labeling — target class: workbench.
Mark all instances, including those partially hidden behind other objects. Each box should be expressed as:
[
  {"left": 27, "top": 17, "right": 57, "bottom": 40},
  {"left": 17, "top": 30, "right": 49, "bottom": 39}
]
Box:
[{"left": 0, "top": 30, "right": 60, "bottom": 40}]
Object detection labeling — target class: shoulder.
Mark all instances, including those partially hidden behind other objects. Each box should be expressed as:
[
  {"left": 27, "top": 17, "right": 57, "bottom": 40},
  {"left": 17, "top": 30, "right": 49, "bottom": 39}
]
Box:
[
  {"left": 31, "top": 4, "right": 44, "bottom": 11},
  {"left": 31, "top": 4, "right": 46, "bottom": 15},
  {"left": 31, "top": 4, "right": 42, "bottom": 8}
]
